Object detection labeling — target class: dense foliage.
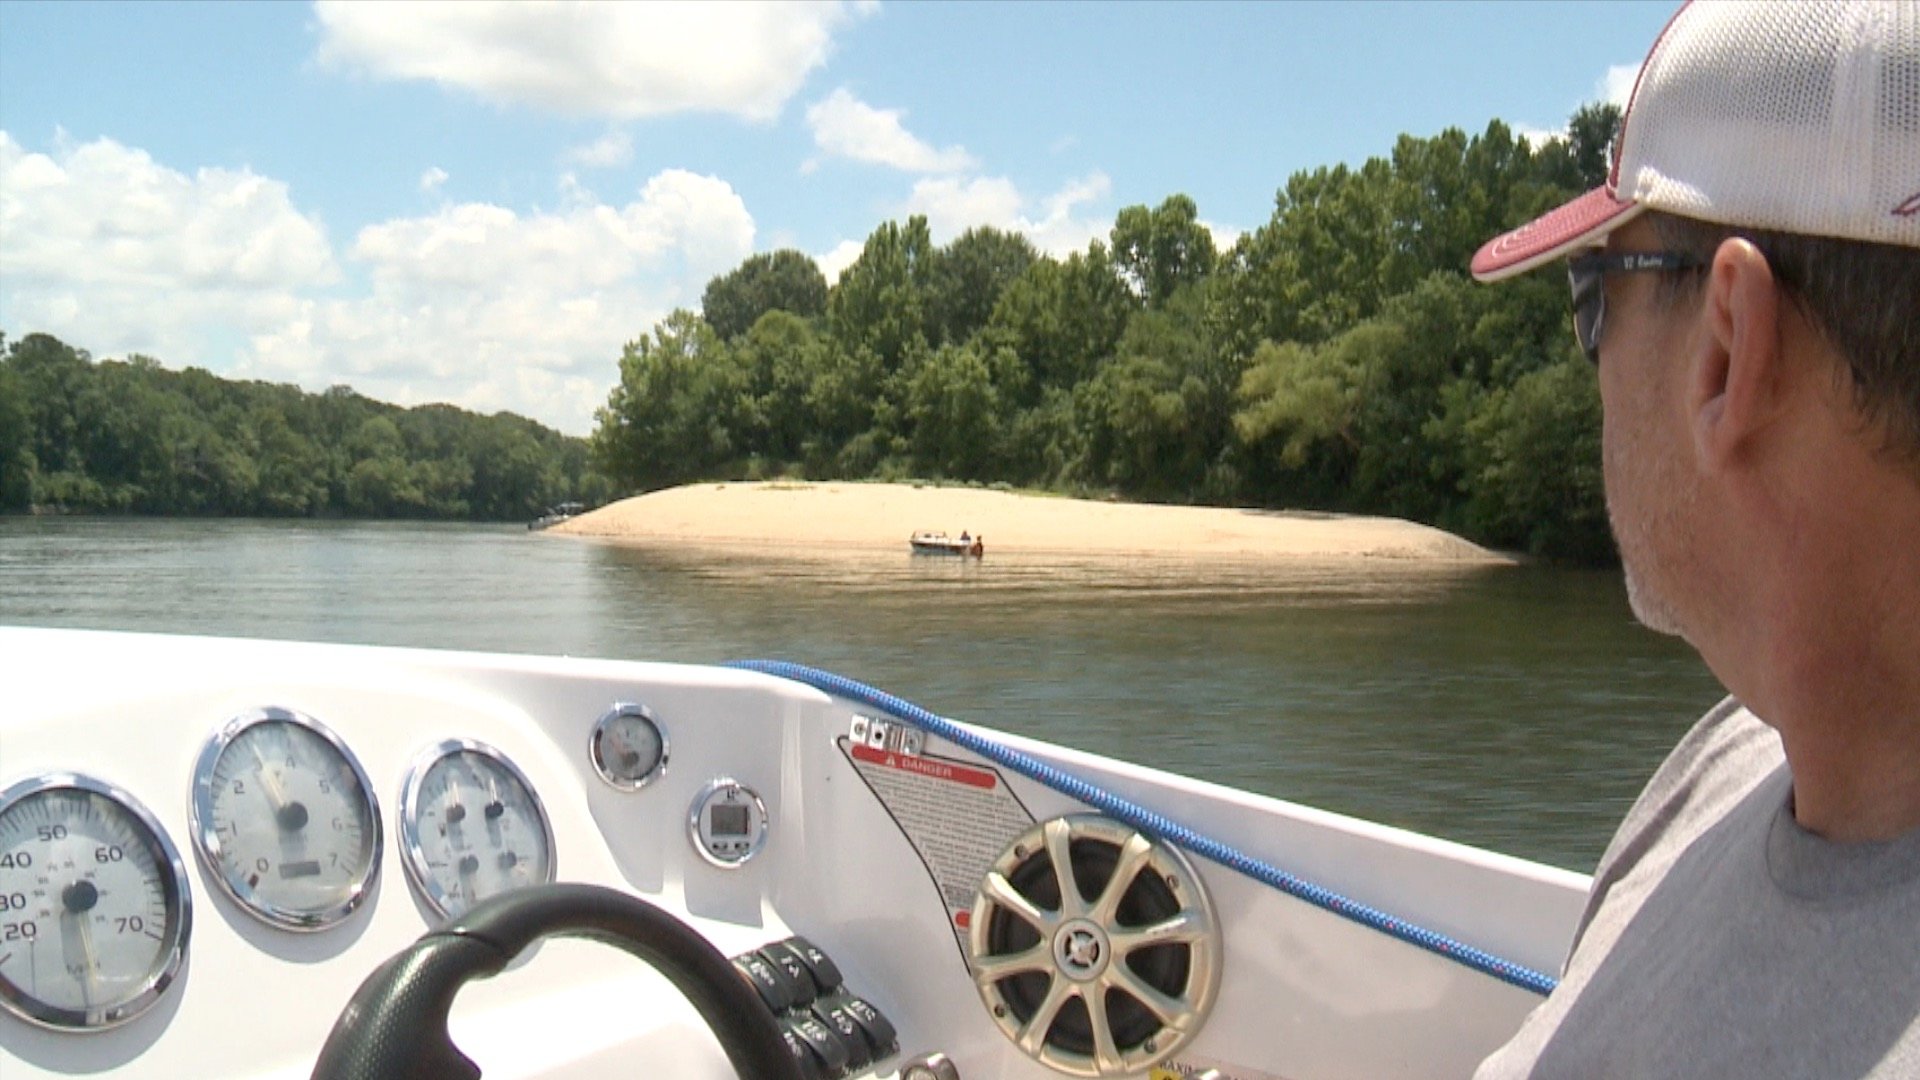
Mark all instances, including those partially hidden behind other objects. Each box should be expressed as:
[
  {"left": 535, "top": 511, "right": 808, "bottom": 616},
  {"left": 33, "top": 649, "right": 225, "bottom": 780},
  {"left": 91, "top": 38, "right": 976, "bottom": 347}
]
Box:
[
  {"left": 592, "top": 109, "right": 1621, "bottom": 560},
  {"left": 0, "top": 333, "right": 610, "bottom": 519}
]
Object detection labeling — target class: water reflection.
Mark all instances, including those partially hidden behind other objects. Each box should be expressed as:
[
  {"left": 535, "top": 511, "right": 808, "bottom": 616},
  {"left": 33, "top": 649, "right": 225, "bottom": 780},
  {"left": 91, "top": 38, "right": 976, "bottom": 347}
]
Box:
[{"left": 0, "top": 518, "right": 1725, "bottom": 870}]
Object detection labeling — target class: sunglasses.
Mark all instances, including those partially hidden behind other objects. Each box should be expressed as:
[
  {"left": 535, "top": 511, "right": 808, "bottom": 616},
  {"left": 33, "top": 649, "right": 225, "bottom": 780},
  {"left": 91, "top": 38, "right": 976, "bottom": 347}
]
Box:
[{"left": 1566, "top": 250, "right": 1706, "bottom": 364}]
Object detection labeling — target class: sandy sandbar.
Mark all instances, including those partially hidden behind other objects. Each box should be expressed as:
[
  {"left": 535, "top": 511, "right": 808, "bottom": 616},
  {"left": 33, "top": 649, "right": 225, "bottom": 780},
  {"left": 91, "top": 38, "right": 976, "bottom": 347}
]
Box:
[{"left": 550, "top": 482, "right": 1510, "bottom": 566}]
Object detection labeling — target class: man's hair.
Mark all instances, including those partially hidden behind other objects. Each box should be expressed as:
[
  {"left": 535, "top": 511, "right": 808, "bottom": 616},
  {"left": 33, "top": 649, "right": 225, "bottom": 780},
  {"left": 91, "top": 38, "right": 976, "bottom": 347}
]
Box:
[{"left": 1648, "top": 211, "right": 1920, "bottom": 465}]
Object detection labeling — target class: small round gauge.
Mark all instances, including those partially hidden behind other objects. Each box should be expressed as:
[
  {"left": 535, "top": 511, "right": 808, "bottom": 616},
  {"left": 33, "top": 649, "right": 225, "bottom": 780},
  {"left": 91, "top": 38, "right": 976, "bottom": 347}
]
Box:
[
  {"left": 189, "top": 707, "right": 381, "bottom": 931},
  {"left": 398, "top": 740, "right": 555, "bottom": 920},
  {"left": 589, "top": 703, "right": 669, "bottom": 791},
  {"left": 688, "top": 778, "right": 768, "bottom": 869},
  {"left": 0, "top": 774, "right": 191, "bottom": 1031}
]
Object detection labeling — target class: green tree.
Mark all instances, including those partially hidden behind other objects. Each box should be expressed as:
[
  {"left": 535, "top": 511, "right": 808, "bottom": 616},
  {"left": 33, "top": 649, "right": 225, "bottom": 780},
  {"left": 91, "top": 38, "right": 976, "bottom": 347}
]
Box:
[
  {"left": 700, "top": 250, "right": 829, "bottom": 341},
  {"left": 0, "top": 360, "right": 34, "bottom": 510},
  {"left": 732, "top": 310, "right": 830, "bottom": 463},
  {"left": 6, "top": 334, "right": 91, "bottom": 490},
  {"left": 248, "top": 405, "right": 330, "bottom": 515},
  {"left": 1081, "top": 284, "right": 1227, "bottom": 496},
  {"left": 590, "top": 311, "right": 738, "bottom": 491},
  {"left": 806, "top": 342, "right": 886, "bottom": 474},
  {"left": 1109, "top": 195, "right": 1217, "bottom": 309},
  {"left": 827, "top": 217, "right": 936, "bottom": 371},
  {"left": 1567, "top": 103, "right": 1622, "bottom": 189},
  {"left": 1459, "top": 358, "right": 1610, "bottom": 559},
  {"left": 903, "top": 342, "right": 1001, "bottom": 478},
  {"left": 986, "top": 242, "right": 1132, "bottom": 392},
  {"left": 925, "top": 227, "right": 1037, "bottom": 347}
]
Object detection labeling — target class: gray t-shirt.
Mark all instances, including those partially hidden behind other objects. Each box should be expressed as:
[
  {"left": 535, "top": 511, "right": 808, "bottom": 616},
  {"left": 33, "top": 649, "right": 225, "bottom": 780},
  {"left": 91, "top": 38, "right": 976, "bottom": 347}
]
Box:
[{"left": 1476, "top": 697, "right": 1920, "bottom": 1078}]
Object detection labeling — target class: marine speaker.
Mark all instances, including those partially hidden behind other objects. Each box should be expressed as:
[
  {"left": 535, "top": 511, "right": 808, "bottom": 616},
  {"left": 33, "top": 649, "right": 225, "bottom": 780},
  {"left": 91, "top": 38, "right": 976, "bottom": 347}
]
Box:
[{"left": 967, "top": 814, "right": 1221, "bottom": 1077}]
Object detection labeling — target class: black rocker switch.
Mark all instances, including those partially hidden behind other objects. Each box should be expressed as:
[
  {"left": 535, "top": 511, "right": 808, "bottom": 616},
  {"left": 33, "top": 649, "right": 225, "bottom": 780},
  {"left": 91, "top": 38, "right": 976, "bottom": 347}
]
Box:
[
  {"left": 780, "top": 935, "right": 844, "bottom": 994},
  {"left": 778, "top": 1025, "right": 828, "bottom": 1080},
  {"left": 733, "top": 953, "right": 795, "bottom": 1013},
  {"left": 758, "top": 943, "right": 819, "bottom": 1007},
  {"left": 830, "top": 993, "right": 899, "bottom": 1059},
  {"left": 809, "top": 998, "right": 874, "bottom": 1072},
  {"left": 783, "top": 1013, "right": 853, "bottom": 1079}
]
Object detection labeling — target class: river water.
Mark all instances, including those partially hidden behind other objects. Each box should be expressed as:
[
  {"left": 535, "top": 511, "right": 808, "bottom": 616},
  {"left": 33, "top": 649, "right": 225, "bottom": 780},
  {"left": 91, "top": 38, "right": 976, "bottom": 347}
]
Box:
[{"left": 0, "top": 517, "right": 1726, "bottom": 871}]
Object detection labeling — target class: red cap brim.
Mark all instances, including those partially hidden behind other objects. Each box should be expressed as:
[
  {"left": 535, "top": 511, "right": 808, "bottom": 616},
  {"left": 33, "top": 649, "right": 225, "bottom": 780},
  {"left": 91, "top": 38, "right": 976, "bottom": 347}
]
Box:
[{"left": 1471, "top": 187, "right": 1643, "bottom": 282}]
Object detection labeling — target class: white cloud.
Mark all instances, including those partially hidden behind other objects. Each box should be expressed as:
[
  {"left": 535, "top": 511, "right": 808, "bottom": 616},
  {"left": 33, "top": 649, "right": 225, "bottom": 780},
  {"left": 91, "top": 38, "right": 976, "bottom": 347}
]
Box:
[
  {"left": 313, "top": 1, "right": 871, "bottom": 121},
  {"left": 420, "top": 166, "right": 449, "bottom": 193},
  {"left": 1599, "top": 63, "right": 1640, "bottom": 109},
  {"left": 1200, "top": 220, "right": 1242, "bottom": 253},
  {"left": 247, "top": 169, "right": 756, "bottom": 431},
  {"left": 0, "top": 130, "right": 756, "bottom": 435},
  {"left": 1516, "top": 62, "right": 1640, "bottom": 148},
  {"left": 903, "top": 175, "right": 1022, "bottom": 232},
  {"left": 567, "top": 132, "right": 633, "bottom": 169},
  {"left": 350, "top": 170, "right": 751, "bottom": 294},
  {"left": 0, "top": 130, "right": 338, "bottom": 366},
  {"left": 0, "top": 131, "right": 337, "bottom": 292},
  {"left": 804, "top": 88, "right": 976, "bottom": 173},
  {"left": 1513, "top": 124, "right": 1565, "bottom": 147},
  {"left": 814, "top": 238, "right": 865, "bottom": 284},
  {"left": 901, "top": 171, "right": 1113, "bottom": 255}
]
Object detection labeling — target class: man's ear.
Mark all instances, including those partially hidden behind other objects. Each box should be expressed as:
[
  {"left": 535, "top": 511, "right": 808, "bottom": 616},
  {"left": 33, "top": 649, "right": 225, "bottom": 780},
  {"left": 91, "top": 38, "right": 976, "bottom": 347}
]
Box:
[{"left": 1692, "top": 237, "right": 1784, "bottom": 470}]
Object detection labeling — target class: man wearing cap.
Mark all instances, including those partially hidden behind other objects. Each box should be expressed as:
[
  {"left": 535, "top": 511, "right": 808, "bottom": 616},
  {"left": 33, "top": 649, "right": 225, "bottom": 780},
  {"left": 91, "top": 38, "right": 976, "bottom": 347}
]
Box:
[{"left": 1469, "top": 1, "right": 1919, "bottom": 1075}]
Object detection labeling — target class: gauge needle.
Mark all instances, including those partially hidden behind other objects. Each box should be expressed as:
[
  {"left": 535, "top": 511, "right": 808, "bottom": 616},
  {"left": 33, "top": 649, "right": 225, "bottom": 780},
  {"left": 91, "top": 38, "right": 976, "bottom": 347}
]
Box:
[
  {"left": 457, "top": 852, "right": 481, "bottom": 901},
  {"left": 73, "top": 913, "right": 97, "bottom": 1005},
  {"left": 481, "top": 775, "right": 506, "bottom": 842},
  {"left": 60, "top": 883, "right": 100, "bottom": 1006},
  {"left": 249, "top": 738, "right": 291, "bottom": 812}
]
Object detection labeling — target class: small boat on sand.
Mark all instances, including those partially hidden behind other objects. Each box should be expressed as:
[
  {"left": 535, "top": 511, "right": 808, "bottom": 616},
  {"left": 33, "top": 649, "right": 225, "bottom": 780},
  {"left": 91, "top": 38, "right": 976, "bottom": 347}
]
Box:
[
  {"left": 909, "top": 530, "right": 984, "bottom": 557},
  {"left": 528, "top": 501, "right": 586, "bottom": 530}
]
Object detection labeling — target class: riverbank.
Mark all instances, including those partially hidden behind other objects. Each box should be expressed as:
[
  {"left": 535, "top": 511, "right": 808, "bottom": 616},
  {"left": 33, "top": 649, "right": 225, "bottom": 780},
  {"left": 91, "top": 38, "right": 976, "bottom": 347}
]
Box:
[{"left": 549, "top": 482, "right": 1511, "bottom": 565}]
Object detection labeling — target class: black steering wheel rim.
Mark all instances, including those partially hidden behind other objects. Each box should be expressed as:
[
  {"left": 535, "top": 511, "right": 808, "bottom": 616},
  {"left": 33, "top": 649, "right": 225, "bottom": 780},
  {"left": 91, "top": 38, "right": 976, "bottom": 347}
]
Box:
[{"left": 310, "top": 882, "right": 803, "bottom": 1080}]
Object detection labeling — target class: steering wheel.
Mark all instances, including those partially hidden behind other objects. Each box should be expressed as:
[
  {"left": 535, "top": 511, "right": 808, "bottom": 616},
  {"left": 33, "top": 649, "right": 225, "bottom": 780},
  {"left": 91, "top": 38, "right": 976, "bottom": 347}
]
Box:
[{"left": 310, "top": 883, "right": 804, "bottom": 1080}]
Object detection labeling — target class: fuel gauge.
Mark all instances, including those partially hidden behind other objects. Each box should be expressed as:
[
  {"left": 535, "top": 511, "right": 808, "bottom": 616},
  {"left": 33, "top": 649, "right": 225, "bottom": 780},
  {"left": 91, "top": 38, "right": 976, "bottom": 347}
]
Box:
[
  {"left": 398, "top": 740, "right": 554, "bottom": 920},
  {"left": 588, "top": 703, "right": 668, "bottom": 791}
]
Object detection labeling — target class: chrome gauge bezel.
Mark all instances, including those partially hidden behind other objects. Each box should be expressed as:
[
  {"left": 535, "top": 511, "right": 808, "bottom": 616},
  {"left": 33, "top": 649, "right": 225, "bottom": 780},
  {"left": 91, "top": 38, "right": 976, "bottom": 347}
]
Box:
[
  {"left": 397, "top": 739, "right": 557, "bottom": 920},
  {"left": 0, "top": 773, "right": 193, "bottom": 1031},
  {"left": 588, "top": 702, "right": 670, "bottom": 791},
  {"left": 687, "top": 777, "right": 769, "bottom": 869},
  {"left": 188, "top": 707, "right": 383, "bottom": 932}
]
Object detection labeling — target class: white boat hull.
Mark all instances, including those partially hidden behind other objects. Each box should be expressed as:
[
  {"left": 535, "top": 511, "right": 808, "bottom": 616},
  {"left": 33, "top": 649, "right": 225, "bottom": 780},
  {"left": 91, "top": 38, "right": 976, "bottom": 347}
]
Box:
[{"left": 0, "top": 627, "right": 1582, "bottom": 1078}]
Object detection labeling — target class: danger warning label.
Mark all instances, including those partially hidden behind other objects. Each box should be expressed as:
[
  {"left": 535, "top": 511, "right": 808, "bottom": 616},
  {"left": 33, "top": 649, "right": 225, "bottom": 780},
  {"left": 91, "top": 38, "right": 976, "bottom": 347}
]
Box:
[
  {"left": 841, "top": 739, "right": 1036, "bottom": 954},
  {"left": 1150, "top": 1066, "right": 1290, "bottom": 1080}
]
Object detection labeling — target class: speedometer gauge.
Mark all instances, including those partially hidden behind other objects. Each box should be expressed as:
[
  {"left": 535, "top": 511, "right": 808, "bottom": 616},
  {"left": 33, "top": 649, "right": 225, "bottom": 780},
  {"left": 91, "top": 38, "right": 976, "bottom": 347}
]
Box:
[
  {"left": 189, "top": 708, "right": 381, "bottom": 931},
  {"left": 398, "top": 740, "right": 555, "bottom": 921},
  {"left": 0, "top": 774, "right": 191, "bottom": 1031}
]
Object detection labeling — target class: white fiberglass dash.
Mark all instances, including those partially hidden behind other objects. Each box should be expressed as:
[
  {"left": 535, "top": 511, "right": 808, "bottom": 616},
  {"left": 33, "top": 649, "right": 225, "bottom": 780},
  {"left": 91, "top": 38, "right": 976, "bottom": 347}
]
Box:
[{"left": 0, "top": 626, "right": 1587, "bottom": 1079}]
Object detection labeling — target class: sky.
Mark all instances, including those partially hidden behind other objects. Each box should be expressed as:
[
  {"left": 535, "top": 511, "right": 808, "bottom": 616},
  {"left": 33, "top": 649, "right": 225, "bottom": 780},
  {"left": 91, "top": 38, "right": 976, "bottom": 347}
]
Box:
[{"left": 0, "top": 1, "right": 1678, "bottom": 436}]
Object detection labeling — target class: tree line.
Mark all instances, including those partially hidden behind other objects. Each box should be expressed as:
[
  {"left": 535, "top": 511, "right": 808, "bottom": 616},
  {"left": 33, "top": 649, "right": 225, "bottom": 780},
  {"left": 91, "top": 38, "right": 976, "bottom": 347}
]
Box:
[
  {"left": 592, "top": 106, "right": 1621, "bottom": 561},
  {"left": 0, "top": 332, "right": 611, "bottom": 519}
]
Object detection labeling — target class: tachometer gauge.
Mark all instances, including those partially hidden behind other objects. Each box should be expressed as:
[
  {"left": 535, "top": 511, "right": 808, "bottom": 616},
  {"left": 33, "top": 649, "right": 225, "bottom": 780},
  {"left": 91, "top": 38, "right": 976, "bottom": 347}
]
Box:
[
  {"left": 588, "top": 703, "right": 668, "bottom": 791},
  {"left": 189, "top": 707, "right": 381, "bottom": 931},
  {"left": 0, "top": 774, "right": 191, "bottom": 1031},
  {"left": 398, "top": 740, "right": 555, "bottom": 921}
]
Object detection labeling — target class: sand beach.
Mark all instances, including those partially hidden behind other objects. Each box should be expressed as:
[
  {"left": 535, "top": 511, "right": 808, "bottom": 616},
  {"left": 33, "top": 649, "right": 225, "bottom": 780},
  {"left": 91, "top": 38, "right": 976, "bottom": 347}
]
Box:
[{"left": 549, "top": 482, "right": 1510, "bottom": 566}]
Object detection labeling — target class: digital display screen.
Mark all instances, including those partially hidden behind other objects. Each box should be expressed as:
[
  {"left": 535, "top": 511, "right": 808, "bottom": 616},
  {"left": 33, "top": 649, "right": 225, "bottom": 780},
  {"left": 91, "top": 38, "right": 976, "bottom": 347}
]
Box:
[
  {"left": 710, "top": 804, "right": 751, "bottom": 837},
  {"left": 279, "top": 860, "right": 322, "bottom": 880}
]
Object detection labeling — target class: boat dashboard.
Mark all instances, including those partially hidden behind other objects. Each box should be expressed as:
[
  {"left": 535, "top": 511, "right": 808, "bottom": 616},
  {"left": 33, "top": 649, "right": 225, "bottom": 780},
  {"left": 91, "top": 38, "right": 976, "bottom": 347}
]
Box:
[{"left": 0, "top": 627, "right": 1588, "bottom": 1079}]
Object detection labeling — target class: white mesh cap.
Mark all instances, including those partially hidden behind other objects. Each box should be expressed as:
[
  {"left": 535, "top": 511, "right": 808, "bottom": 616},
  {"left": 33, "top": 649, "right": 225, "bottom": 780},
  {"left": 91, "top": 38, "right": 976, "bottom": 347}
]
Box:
[{"left": 1474, "top": 0, "right": 1920, "bottom": 281}]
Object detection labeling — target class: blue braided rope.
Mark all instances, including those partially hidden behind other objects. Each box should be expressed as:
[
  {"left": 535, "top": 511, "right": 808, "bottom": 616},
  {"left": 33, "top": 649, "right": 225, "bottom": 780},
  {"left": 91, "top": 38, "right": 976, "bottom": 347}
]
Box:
[{"left": 726, "top": 658, "right": 1558, "bottom": 997}]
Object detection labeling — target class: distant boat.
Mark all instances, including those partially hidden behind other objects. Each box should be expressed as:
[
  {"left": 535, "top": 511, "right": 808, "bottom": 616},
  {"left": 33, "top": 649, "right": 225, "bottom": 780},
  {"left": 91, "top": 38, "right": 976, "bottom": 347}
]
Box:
[
  {"left": 528, "top": 501, "right": 587, "bottom": 530},
  {"left": 909, "top": 530, "right": 984, "bottom": 557}
]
